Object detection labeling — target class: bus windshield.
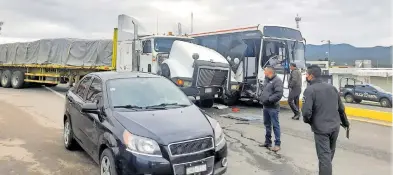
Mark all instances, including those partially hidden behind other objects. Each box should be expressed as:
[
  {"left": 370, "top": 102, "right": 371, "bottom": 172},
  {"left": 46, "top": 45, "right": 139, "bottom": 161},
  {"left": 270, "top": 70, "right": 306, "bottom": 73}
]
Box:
[
  {"left": 154, "top": 37, "right": 193, "bottom": 53},
  {"left": 262, "top": 40, "right": 306, "bottom": 72},
  {"left": 289, "top": 41, "right": 306, "bottom": 69}
]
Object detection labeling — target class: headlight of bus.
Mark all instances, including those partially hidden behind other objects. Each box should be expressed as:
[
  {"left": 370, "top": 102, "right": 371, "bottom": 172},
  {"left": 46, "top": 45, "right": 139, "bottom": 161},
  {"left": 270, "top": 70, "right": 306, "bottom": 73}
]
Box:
[{"left": 122, "top": 130, "right": 162, "bottom": 157}]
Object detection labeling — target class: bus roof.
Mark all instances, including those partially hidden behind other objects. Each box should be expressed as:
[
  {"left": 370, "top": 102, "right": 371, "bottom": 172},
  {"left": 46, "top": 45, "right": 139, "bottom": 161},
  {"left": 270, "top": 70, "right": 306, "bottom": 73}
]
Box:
[
  {"left": 139, "top": 35, "right": 193, "bottom": 40},
  {"left": 189, "top": 25, "right": 303, "bottom": 40}
]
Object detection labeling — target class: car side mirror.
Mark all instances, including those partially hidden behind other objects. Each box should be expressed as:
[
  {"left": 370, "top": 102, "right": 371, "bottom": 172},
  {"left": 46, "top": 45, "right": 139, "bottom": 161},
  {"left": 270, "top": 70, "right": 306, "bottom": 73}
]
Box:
[
  {"left": 188, "top": 96, "right": 196, "bottom": 103},
  {"left": 81, "top": 103, "right": 99, "bottom": 114}
]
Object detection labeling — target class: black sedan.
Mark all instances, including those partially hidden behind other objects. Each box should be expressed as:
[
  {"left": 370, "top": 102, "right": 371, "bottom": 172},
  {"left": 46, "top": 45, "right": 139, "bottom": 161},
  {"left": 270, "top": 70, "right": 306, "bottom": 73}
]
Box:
[{"left": 63, "top": 71, "right": 228, "bottom": 175}]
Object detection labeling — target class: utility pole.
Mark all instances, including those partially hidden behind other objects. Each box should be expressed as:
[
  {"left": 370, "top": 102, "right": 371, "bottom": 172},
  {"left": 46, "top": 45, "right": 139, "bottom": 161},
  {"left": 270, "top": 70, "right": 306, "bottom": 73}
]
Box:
[
  {"left": 156, "top": 15, "right": 159, "bottom": 35},
  {"left": 0, "top": 21, "right": 3, "bottom": 35},
  {"left": 177, "top": 23, "right": 182, "bottom": 35},
  {"left": 190, "top": 12, "right": 194, "bottom": 34},
  {"left": 295, "top": 14, "right": 301, "bottom": 30},
  {"left": 321, "top": 40, "right": 331, "bottom": 61}
]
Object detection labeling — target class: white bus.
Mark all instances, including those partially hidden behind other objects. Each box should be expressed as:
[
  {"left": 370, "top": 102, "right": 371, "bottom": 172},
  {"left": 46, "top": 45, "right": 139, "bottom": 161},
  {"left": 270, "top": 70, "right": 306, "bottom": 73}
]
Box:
[{"left": 190, "top": 25, "right": 308, "bottom": 104}]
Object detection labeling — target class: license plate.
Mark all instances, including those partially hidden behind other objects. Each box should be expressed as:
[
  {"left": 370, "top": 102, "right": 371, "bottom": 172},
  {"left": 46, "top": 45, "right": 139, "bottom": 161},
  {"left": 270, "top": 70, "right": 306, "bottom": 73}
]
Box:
[
  {"left": 186, "top": 164, "right": 207, "bottom": 174},
  {"left": 205, "top": 88, "right": 212, "bottom": 93}
]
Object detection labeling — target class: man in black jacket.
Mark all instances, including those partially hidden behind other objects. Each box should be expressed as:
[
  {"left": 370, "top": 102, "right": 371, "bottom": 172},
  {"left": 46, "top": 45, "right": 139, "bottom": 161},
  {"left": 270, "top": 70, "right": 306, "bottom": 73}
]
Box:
[
  {"left": 302, "top": 65, "right": 350, "bottom": 175},
  {"left": 259, "top": 66, "right": 284, "bottom": 152},
  {"left": 288, "top": 63, "right": 302, "bottom": 120}
]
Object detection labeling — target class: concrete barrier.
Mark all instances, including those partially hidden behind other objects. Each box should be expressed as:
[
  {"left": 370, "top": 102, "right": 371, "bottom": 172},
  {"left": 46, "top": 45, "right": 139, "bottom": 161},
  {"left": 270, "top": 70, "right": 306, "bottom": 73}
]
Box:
[{"left": 279, "top": 101, "right": 392, "bottom": 123}]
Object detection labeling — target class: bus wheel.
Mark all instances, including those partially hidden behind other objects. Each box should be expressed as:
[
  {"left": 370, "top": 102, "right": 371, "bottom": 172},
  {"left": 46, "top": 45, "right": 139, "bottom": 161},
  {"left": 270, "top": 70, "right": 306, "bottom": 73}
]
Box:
[
  {"left": 11, "top": 71, "right": 25, "bottom": 89},
  {"left": 1, "top": 70, "right": 12, "bottom": 88}
]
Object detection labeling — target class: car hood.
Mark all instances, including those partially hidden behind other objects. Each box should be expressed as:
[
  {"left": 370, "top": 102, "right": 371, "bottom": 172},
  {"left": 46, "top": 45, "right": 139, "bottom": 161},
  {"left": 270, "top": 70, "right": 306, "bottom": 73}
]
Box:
[{"left": 113, "top": 105, "right": 214, "bottom": 145}]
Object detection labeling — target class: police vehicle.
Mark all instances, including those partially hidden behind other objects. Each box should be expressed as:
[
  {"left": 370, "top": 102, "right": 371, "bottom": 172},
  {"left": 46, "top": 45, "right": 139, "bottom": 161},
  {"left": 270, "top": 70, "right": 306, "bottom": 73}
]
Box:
[{"left": 339, "top": 78, "right": 392, "bottom": 108}]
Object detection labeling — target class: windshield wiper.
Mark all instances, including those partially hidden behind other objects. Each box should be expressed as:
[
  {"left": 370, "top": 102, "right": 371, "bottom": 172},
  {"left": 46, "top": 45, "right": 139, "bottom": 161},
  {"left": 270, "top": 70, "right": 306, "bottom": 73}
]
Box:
[
  {"left": 113, "top": 105, "right": 143, "bottom": 110},
  {"left": 145, "top": 103, "right": 189, "bottom": 109}
]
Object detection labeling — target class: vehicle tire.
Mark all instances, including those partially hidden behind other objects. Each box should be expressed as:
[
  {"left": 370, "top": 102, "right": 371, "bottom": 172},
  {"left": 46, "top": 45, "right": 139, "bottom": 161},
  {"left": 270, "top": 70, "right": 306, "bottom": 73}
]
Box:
[
  {"left": 160, "top": 64, "right": 171, "bottom": 78},
  {"left": 1, "top": 70, "right": 12, "bottom": 88},
  {"left": 344, "top": 94, "right": 354, "bottom": 103},
  {"left": 221, "top": 93, "right": 239, "bottom": 106},
  {"left": 64, "top": 117, "right": 78, "bottom": 150},
  {"left": 354, "top": 99, "right": 362, "bottom": 104},
  {"left": 201, "top": 99, "right": 214, "bottom": 108},
  {"left": 100, "top": 149, "right": 118, "bottom": 175},
  {"left": 0, "top": 70, "right": 2, "bottom": 87},
  {"left": 11, "top": 71, "right": 25, "bottom": 89},
  {"left": 380, "top": 98, "right": 392, "bottom": 108}
]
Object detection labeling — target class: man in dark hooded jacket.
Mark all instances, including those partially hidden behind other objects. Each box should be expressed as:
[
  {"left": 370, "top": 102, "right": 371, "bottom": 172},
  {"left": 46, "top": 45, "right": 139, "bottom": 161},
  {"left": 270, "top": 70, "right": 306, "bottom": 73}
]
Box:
[
  {"left": 302, "top": 65, "right": 350, "bottom": 175},
  {"left": 259, "top": 66, "right": 284, "bottom": 152}
]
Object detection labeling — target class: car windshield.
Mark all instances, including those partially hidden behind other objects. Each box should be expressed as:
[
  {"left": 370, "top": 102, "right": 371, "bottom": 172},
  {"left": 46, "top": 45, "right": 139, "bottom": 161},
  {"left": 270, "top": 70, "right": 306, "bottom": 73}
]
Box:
[
  {"left": 106, "top": 77, "right": 192, "bottom": 110},
  {"left": 154, "top": 37, "right": 194, "bottom": 53}
]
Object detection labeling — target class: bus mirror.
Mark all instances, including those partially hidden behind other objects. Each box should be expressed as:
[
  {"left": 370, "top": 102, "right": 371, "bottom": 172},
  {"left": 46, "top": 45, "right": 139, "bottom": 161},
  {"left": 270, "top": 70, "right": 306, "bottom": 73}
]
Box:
[{"left": 192, "top": 53, "right": 199, "bottom": 60}]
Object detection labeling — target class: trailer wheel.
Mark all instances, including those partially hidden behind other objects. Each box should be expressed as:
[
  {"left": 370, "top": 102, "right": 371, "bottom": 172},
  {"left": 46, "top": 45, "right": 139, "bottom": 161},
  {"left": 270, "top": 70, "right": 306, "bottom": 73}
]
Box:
[
  {"left": 200, "top": 99, "right": 214, "bottom": 108},
  {"left": 11, "top": 71, "right": 25, "bottom": 89},
  {"left": 1, "top": 70, "right": 12, "bottom": 88}
]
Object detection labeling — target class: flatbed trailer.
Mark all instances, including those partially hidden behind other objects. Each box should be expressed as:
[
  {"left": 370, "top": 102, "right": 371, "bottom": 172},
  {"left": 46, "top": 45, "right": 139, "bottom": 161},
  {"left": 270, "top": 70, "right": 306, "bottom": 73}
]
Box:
[{"left": 0, "top": 38, "right": 117, "bottom": 89}]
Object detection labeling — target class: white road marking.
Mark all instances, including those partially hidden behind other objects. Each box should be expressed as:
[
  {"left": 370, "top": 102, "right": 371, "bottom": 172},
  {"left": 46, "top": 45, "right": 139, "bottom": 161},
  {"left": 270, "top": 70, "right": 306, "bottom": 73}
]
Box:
[{"left": 44, "top": 86, "right": 65, "bottom": 99}]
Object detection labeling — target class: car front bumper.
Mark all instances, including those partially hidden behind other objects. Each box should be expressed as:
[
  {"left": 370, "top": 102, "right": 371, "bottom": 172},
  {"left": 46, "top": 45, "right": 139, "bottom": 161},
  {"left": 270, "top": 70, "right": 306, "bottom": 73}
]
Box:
[{"left": 115, "top": 142, "right": 228, "bottom": 175}]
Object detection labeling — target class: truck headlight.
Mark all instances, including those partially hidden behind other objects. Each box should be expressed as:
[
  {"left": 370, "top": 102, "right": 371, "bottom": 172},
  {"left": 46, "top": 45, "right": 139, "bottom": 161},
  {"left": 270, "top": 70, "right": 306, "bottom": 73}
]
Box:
[
  {"left": 122, "top": 130, "right": 162, "bottom": 157},
  {"left": 176, "top": 79, "right": 192, "bottom": 87},
  {"left": 214, "top": 122, "right": 225, "bottom": 146},
  {"left": 231, "top": 84, "right": 239, "bottom": 90}
]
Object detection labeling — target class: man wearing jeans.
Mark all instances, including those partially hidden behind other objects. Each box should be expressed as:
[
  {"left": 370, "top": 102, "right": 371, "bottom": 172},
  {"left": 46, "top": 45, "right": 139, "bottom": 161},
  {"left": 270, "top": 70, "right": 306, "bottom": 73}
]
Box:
[{"left": 259, "top": 66, "right": 284, "bottom": 152}]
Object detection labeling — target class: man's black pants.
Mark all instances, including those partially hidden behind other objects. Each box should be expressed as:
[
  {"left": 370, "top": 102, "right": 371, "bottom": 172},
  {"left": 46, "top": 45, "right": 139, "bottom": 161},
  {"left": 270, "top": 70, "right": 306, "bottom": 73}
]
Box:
[
  {"left": 314, "top": 128, "right": 340, "bottom": 175},
  {"left": 288, "top": 90, "right": 300, "bottom": 116}
]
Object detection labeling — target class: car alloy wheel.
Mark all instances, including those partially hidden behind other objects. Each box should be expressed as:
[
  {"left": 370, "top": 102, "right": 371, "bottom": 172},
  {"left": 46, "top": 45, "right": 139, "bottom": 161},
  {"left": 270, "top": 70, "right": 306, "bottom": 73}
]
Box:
[
  {"left": 64, "top": 121, "right": 71, "bottom": 146},
  {"left": 101, "top": 156, "right": 112, "bottom": 175}
]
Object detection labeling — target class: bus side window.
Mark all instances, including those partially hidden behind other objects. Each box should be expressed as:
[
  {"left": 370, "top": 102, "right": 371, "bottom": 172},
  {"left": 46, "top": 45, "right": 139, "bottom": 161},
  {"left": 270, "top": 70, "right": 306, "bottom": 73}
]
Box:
[{"left": 142, "top": 40, "right": 152, "bottom": 53}]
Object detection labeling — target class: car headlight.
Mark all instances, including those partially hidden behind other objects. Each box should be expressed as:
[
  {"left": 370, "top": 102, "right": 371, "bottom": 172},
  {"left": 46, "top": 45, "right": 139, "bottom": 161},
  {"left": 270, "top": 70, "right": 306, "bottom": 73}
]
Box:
[
  {"left": 122, "top": 130, "right": 162, "bottom": 157},
  {"left": 214, "top": 122, "right": 225, "bottom": 146}
]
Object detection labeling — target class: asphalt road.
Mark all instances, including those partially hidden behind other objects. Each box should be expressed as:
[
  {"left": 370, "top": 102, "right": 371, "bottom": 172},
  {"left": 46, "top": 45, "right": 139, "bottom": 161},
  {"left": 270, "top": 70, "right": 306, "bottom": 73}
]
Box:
[{"left": 0, "top": 85, "right": 392, "bottom": 175}]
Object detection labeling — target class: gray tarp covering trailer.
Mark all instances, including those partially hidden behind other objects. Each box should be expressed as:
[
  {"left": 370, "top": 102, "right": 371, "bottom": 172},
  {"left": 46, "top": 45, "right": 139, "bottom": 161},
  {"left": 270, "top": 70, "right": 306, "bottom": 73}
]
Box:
[{"left": 0, "top": 39, "right": 113, "bottom": 66}]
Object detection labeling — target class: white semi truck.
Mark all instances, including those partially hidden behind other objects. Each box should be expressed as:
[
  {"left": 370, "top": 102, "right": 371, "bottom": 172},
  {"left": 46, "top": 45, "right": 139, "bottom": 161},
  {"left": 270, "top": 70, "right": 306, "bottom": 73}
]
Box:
[{"left": 115, "top": 14, "right": 239, "bottom": 108}]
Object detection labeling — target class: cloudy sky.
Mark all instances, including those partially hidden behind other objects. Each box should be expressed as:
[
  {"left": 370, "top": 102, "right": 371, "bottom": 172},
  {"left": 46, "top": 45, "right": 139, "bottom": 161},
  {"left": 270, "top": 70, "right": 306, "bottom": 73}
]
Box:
[{"left": 0, "top": 0, "right": 391, "bottom": 47}]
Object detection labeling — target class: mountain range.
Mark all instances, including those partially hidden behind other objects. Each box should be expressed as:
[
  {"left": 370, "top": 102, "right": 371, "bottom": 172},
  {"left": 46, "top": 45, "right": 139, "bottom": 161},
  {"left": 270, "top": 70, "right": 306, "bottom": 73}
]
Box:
[{"left": 305, "top": 44, "right": 392, "bottom": 67}]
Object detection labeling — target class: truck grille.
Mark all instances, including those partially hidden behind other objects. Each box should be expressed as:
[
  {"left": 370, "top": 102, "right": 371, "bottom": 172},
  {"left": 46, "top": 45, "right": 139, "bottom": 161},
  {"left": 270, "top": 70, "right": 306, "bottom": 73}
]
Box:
[
  {"left": 197, "top": 68, "right": 228, "bottom": 87},
  {"left": 168, "top": 137, "right": 214, "bottom": 157}
]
